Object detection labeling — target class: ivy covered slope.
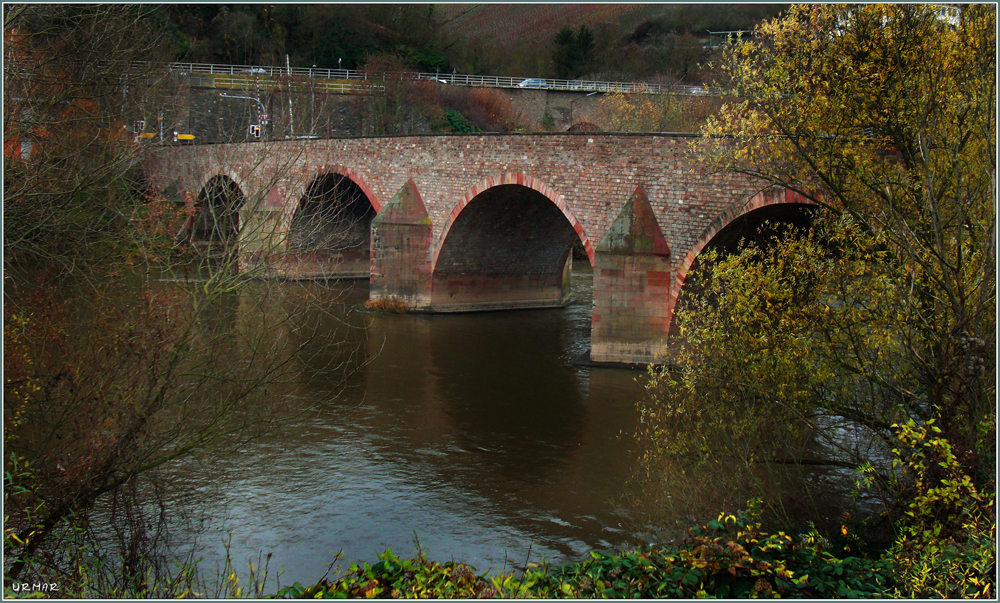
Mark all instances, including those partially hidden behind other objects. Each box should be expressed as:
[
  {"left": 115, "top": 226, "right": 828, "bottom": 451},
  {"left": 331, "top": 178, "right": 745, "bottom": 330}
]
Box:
[{"left": 156, "top": 4, "right": 788, "bottom": 81}]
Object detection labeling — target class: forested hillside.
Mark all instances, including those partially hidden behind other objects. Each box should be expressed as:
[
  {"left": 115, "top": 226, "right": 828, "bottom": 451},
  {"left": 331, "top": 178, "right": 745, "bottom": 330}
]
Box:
[{"left": 155, "top": 4, "right": 787, "bottom": 83}]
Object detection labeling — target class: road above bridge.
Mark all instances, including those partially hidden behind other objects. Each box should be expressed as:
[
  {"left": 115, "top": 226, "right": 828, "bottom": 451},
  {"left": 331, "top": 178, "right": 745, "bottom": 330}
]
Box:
[{"left": 143, "top": 133, "right": 813, "bottom": 364}]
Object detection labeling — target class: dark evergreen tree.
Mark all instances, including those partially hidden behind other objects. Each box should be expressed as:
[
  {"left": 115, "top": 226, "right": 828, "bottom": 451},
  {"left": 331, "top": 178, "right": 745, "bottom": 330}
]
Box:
[
  {"left": 552, "top": 25, "right": 576, "bottom": 78},
  {"left": 552, "top": 24, "right": 597, "bottom": 79},
  {"left": 575, "top": 25, "right": 595, "bottom": 74}
]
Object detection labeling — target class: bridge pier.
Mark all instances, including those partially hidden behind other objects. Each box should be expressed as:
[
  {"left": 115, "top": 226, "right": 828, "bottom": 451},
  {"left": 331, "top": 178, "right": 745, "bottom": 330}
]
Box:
[
  {"left": 369, "top": 180, "right": 674, "bottom": 364},
  {"left": 237, "top": 193, "right": 286, "bottom": 277},
  {"left": 590, "top": 186, "right": 672, "bottom": 365},
  {"left": 369, "top": 178, "right": 434, "bottom": 310}
]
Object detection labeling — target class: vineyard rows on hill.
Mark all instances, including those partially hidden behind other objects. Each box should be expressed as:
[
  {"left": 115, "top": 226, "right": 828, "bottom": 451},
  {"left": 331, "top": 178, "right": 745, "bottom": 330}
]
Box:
[{"left": 437, "top": 4, "right": 648, "bottom": 50}]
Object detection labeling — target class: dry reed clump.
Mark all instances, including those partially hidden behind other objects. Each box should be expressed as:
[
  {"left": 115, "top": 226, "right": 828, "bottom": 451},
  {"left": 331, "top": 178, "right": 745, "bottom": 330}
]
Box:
[{"left": 364, "top": 297, "right": 409, "bottom": 314}]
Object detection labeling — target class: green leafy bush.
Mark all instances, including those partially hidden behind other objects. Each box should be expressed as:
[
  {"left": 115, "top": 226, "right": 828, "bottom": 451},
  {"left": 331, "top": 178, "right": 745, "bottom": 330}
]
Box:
[
  {"left": 887, "top": 420, "right": 996, "bottom": 598},
  {"left": 273, "top": 548, "right": 491, "bottom": 599},
  {"left": 442, "top": 108, "right": 478, "bottom": 133},
  {"left": 273, "top": 506, "right": 895, "bottom": 599},
  {"left": 526, "top": 504, "right": 893, "bottom": 599}
]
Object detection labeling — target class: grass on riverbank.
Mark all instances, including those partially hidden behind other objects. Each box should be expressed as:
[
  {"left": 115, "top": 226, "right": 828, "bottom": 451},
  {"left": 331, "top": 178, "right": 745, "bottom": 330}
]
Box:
[{"left": 5, "top": 499, "right": 992, "bottom": 598}]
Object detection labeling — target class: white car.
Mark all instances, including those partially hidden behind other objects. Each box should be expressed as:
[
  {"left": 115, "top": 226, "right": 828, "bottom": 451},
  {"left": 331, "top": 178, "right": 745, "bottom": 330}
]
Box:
[
  {"left": 517, "top": 78, "right": 547, "bottom": 88},
  {"left": 242, "top": 67, "right": 267, "bottom": 75}
]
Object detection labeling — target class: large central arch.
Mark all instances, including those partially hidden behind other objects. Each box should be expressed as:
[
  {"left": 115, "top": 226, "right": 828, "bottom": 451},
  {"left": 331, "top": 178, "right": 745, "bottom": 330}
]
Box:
[{"left": 431, "top": 175, "right": 590, "bottom": 312}]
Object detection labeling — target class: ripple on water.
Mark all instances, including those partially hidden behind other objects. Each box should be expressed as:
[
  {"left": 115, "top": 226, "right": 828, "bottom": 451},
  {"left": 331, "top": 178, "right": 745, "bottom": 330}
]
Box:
[{"left": 151, "top": 265, "right": 653, "bottom": 584}]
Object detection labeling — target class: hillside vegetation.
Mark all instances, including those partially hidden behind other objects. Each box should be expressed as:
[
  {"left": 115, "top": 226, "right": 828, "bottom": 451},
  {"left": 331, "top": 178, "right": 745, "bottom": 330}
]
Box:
[
  {"left": 438, "top": 3, "right": 787, "bottom": 81},
  {"left": 156, "top": 4, "right": 788, "bottom": 83}
]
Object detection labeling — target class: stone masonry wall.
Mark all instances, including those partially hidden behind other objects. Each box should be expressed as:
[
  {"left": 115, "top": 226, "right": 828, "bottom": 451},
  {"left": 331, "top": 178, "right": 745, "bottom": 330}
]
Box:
[{"left": 164, "top": 77, "right": 603, "bottom": 142}]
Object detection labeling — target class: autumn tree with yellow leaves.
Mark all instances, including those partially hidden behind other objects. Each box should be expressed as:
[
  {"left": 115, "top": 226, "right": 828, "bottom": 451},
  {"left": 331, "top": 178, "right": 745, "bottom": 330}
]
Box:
[
  {"left": 594, "top": 87, "right": 679, "bottom": 132},
  {"left": 636, "top": 5, "right": 994, "bottom": 597}
]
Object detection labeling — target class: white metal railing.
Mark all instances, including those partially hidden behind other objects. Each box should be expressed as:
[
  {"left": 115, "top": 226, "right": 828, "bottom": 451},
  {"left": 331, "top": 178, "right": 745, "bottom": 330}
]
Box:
[{"left": 165, "top": 62, "right": 713, "bottom": 96}]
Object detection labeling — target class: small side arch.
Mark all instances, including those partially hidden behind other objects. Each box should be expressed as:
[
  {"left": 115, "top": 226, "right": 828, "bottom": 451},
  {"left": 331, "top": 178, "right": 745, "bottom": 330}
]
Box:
[
  {"left": 190, "top": 172, "right": 248, "bottom": 244},
  {"left": 278, "top": 164, "right": 381, "bottom": 278},
  {"left": 193, "top": 168, "right": 248, "bottom": 207},
  {"left": 281, "top": 164, "right": 381, "bottom": 230}
]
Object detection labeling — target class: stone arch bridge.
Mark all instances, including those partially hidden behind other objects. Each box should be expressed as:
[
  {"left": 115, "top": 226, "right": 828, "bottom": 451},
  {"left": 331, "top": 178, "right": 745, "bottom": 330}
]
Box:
[{"left": 142, "top": 133, "right": 813, "bottom": 364}]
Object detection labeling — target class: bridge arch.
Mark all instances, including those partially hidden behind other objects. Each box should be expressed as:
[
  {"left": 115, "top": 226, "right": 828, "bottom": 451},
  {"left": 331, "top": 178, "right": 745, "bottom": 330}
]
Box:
[
  {"left": 193, "top": 168, "right": 248, "bottom": 204},
  {"left": 191, "top": 173, "right": 247, "bottom": 244},
  {"left": 667, "top": 188, "right": 819, "bottom": 333},
  {"left": 280, "top": 165, "right": 380, "bottom": 278},
  {"left": 288, "top": 164, "right": 381, "bottom": 217},
  {"left": 430, "top": 173, "right": 592, "bottom": 311},
  {"left": 433, "top": 173, "right": 594, "bottom": 269}
]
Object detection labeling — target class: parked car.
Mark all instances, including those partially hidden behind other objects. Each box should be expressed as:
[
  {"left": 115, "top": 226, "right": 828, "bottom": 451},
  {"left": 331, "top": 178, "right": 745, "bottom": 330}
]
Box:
[{"left": 517, "top": 78, "right": 547, "bottom": 88}]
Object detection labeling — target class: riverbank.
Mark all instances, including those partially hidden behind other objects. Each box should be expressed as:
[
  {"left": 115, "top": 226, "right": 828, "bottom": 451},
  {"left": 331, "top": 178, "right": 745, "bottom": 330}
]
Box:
[{"left": 269, "top": 506, "right": 992, "bottom": 599}]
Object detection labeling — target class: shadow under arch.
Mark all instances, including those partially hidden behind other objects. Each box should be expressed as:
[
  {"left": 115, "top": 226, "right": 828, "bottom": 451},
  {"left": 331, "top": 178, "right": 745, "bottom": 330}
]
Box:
[
  {"left": 191, "top": 174, "right": 247, "bottom": 246},
  {"left": 281, "top": 165, "right": 381, "bottom": 279},
  {"left": 433, "top": 173, "right": 594, "bottom": 268},
  {"left": 667, "top": 188, "right": 820, "bottom": 337},
  {"left": 431, "top": 174, "right": 593, "bottom": 311}
]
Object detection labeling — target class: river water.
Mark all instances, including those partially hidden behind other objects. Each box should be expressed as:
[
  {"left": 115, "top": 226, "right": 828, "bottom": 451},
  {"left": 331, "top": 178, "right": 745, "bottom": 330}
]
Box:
[{"left": 155, "top": 264, "right": 653, "bottom": 586}]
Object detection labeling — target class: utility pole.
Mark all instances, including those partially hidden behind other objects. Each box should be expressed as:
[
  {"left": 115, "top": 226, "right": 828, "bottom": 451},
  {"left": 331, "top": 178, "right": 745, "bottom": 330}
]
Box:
[{"left": 287, "top": 55, "right": 295, "bottom": 138}]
